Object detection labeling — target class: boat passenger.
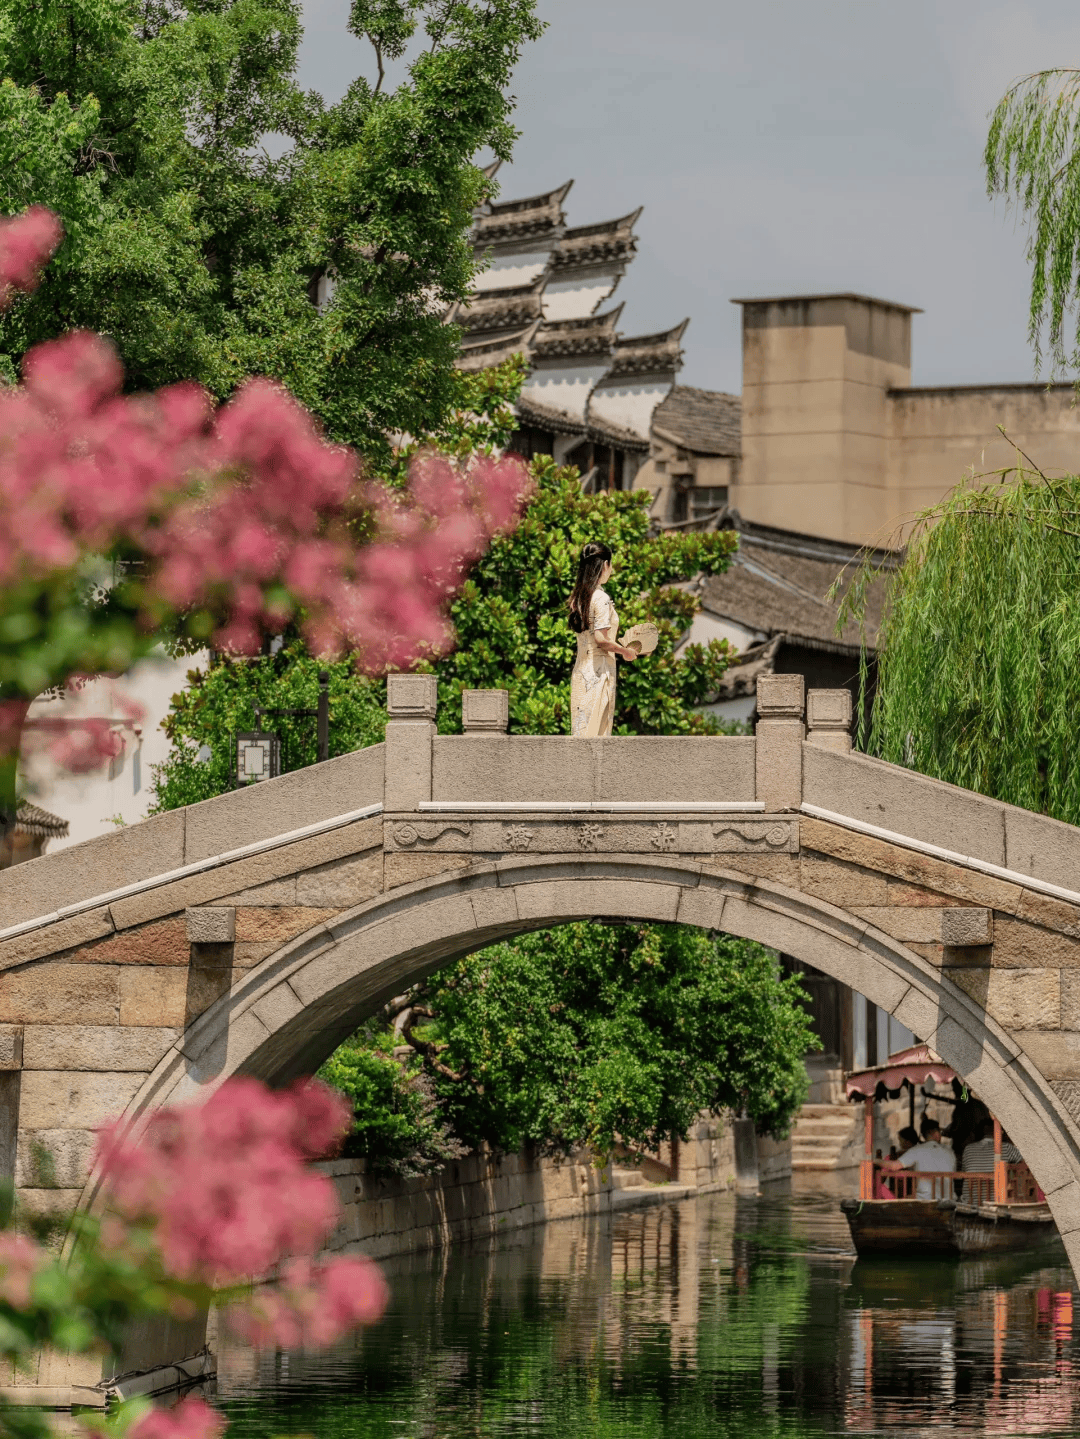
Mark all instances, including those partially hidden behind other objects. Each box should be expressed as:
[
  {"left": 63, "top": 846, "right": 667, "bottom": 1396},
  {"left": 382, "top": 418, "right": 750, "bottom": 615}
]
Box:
[
  {"left": 883, "top": 1119, "right": 955, "bottom": 1200},
  {"left": 961, "top": 1119, "right": 1020, "bottom": 1204}
]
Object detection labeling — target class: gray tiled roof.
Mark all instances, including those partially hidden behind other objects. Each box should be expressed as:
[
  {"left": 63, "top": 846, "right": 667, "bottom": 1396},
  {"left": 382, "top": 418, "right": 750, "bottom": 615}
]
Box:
[{"left": 652, "top": 385, "right": 741, "bottom": 456}]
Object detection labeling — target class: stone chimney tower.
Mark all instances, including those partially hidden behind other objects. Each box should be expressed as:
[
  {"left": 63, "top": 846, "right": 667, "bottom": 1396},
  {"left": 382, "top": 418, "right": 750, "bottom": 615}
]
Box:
[{"left": 730, "top": 293, "right": 919, "bottom": 547}]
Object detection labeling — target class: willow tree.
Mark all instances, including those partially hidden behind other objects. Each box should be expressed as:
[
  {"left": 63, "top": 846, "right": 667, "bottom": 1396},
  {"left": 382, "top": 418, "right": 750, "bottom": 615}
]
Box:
[
  {"left": 840, "top": 74, "right": 1080, "bottom": 820},
  {"left": 843, "top": 466, "right": 1080, "bottom": 824},
  {"left": 986, "top": 69, "right": 1080, "bottom": 374}
]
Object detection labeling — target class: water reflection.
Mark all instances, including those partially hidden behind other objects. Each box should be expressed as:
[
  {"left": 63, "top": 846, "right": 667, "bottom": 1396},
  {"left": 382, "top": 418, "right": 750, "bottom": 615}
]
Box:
[{"left": 217, "top": 1175, "right": 1078, "bottom": 1438}]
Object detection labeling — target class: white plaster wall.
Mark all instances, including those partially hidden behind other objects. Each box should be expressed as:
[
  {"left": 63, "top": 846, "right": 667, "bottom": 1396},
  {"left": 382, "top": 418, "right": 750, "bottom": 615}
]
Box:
[
  {"left": 676, "top": 611, "right": 766, "bottom": 653},
  {"left": 589, "top": 382, "right": 672, "bottom": 440},
  {"left": 541, "top": 274, "right": 619, "bottom": 321},
  {"left": 473, "top": 253, "right": 548, "bottom": 290},
  {"left": 19, "top": 649, "right": 205, "bottom": 851},
  {"left": 522, "top": 363, "right": 612, "bottom": 422}
]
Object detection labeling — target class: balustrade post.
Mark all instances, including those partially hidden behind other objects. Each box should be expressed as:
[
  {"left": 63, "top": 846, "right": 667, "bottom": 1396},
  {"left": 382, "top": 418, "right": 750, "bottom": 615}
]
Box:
[
  {"left": 755, "top": 674, "right": 804, "bottom": 812},
  {"left": 384, "top": 674, "right": 436, "bottom": 812},
  {"left": 806, "top": 688, "right": 853, "bottom": 753},
  {"left": 860, "top": 1098, "right": 874, "bottom": 1201},
  {"left": 993, "top": 1115, "right": 1007, "bottom": 1205}
]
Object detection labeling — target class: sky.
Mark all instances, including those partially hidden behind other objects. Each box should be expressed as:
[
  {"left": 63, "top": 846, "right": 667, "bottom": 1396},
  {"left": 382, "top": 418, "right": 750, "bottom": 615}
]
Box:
[{"left": 295, "top": 0, "right": 1080, "bottom": 394}]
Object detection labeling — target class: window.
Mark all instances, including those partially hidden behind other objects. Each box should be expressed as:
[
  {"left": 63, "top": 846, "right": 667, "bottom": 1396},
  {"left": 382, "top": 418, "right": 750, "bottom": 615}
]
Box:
[{"left": 691, "top": 486, "right": 728, "bottom": 518}]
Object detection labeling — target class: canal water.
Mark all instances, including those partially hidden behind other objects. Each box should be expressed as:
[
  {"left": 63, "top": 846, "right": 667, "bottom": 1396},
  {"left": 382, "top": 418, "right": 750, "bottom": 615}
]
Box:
[{"left": 216, "top": 1175, "right": 1080, "bottom": 1437}]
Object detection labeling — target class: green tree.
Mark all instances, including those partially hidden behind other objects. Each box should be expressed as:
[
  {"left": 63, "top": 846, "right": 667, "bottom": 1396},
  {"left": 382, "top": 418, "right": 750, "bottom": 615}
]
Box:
[
  {"left": 395, "top": 923, "right": 815, "bottom": 1158},
  {"left": 986, "top": 70, "right": 1080, "bottom": 375},
  {"left": 0, "top": 0, "right": 543, "bottom": 455},
  {"left": 842, "top": 467, "right": 1080, "bottom": 823},
  {"left": 150, "top": 365, "right": 738, "bottom": 810}
]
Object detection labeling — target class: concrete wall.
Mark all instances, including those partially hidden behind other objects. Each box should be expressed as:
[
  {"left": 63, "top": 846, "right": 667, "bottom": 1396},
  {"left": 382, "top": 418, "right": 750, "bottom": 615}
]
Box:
[
  {"left": 731, "top": 293, "right": 1080, "bottom": 548},
  {"left": 318, "top": 1118, "right": 791, "bottom": 1262}
]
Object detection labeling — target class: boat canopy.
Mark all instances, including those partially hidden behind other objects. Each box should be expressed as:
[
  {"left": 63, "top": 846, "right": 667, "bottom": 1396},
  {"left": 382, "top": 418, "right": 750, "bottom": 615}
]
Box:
[{"left": 845, "top": 1044, "right": 960, "bottom": 1102}]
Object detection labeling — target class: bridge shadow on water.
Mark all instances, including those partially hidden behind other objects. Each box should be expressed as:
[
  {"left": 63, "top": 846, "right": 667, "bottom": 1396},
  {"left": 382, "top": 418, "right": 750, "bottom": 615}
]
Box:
[{"left": 213, "top": 1173, "right": 1079, "bottom": 1439}]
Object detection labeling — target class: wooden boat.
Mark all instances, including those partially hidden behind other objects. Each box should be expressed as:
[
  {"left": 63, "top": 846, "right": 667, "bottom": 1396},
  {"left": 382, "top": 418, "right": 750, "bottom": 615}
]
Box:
[{"left": 838, "top": 1045, "right": 1058, "bottom": 1256}]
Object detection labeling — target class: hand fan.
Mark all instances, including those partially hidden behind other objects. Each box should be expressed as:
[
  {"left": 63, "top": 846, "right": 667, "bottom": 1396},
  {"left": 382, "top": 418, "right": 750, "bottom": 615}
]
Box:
[{"left": 620, "top": 622, "right": 658, "bottom": 656}]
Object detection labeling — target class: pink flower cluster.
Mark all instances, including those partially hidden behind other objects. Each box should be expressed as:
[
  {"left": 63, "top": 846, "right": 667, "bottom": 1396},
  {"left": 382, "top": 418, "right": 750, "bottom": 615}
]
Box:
[
  {"left": 0, "top": 1232, "right": 45, "bottom": 1309},
  {"left": 128, "top": 1395, "right": 225, "bottom": 1439},
  {"left": 95, "top": 1078, "right": 353, "bottom": 1285},
  {"left": 225, "top": 1253, "right": 388, "bottom": 1349},
  {"left": 0, "top": 207, "right": 62, "bottom": 306}
]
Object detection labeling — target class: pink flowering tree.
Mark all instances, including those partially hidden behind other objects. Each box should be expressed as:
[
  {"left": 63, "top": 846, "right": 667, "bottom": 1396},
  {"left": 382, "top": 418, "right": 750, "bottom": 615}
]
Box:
[
  {"left": 0, "top": 208, "right": 532, "bottom": 840},
  {"left": 0, "top": 1077, "right": 387, "bottom": 1439}
]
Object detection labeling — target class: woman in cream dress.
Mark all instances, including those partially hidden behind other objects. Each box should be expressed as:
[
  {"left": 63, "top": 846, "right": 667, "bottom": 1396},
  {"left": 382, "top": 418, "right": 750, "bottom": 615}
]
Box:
[{"left": 568, "top": 542, "right": 637, "bottom": 737}]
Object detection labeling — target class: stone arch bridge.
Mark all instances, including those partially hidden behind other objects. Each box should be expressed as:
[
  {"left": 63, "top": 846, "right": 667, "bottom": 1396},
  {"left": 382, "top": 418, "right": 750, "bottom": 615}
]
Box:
[{"left": 3, "top": 672, "right": 1080, "bottom": 1277}]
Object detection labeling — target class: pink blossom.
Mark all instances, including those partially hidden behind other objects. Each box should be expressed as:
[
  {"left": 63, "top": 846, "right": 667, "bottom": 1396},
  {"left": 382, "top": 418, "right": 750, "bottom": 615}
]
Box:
[
  {"left": 0, "top": 1232, "right": 45, "bottom": 1309},
  {"left": 95, "top": 1079, "right": 351, "bottom": 1285},
  {"left": 225, "top": 1255, "right": 388, "bottom": 1349},
  {"left": 126, "top": 1396, "right": 225, "bottom": 1439},
  {"left": 0, "top": 207, "right": 62, "bottom": 306},
  {"left": 0, "top": 210, "right": 536, "bottom": 776}
]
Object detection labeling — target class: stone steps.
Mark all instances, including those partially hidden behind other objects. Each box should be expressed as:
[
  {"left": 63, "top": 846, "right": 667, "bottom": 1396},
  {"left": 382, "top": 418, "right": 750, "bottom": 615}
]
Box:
[{"left": 791, "top": 1102, "right": 859, "bottom": 1172}]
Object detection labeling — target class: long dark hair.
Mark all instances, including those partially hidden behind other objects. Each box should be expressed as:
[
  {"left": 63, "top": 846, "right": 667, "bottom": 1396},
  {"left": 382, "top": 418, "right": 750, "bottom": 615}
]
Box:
[{"left": 568, "top": 542, "right": 612, "bottom": 634}]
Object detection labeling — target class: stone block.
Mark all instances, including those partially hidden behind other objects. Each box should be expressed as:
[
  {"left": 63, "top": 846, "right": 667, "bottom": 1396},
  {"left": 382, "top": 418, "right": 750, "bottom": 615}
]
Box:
[
  {"left": 756, "top": 673, "right": 804, "bottom": 718},
  {"left": 891, "top": 986, "right": 940, "bottom": 1043},
  {"left": 220, "top": 876, "right": 298, "bottom": 905},
  {"left": 703, "top": 853, "right": 801, "bottom": 887},
  {"left": 951, "top": 968, "right": 1059, "bottom": 1029},
  {"left": 384, "top": 852, "right": 470, "bottom": 890},
  {"left": 993, "top": 915, "right": 1080, "bottom": 969},
  {"left": 1018, "top": 889, "right": 1080, "bottom": 938},
  {"left": 851, "top": 906, "right": 942, "bottom": 942},
  {"left": 19, "top": 1071, "right": 145, "bottom": 1130},
  {"left": 232, "top": 941, "right": 279, "bottom": 971},
  {"left": 251, "top": 981, "right": 306, "bottom": 1035},
  {"left": 886, "top": 879, "right": 952, "bottom": 906},
  {"left": 64, "top": 918, "right": 188, "bottom": 967},
  {"left": 433, "top": 735, "right": 596, "bottom": 803},
  {"left": 1060, "top": 971, "right": 1080, "bottom": 1030},
  {"left": 22, "top": 1025, "right": 176, "bottom": 1072},
  {"left": 462, "top": 689, "right": 509, "bottom": 734},
  {"left": 16, "top": 1129, "right": 95, "bottom": 1189},
  {"left": 0, "top": 965, "right": 119, "bottom": 1026},
  {"left": 800, "top": 854, "right": 889, "bottom": 908},
  {"left": 182, "top": 746, "right": 384, "bottom": 864},
  {"left": 387, "top": 673, "right": 437, "bottom": 720},
  {"left": 800, "top": 816, "right": 1023, "bottom": 912},
  {"left": 755, "top": 720, "right": 803, "bottom": 811},
  {"left": 1012, "top": 1030, "right": 1080, "bottom": 1081},
  {"left": 1005, "top": 805, "right": 1080, "bottom": 894},
  {"left": 598, "top": 736, "right": 756, "bottom": 803},
  {"left": 803, "top": 747, "right": 1008, "bottom": 866},
  {"left": 0, "top": 1027, "right": 23, "bottom": 1071},
  {"left": 806, "top": 689, "right": 852, "bottom": 752},
  {"left": 185, "top": 907, "right": 235, "bottom": 944},
  {"left": 296, "top": 852, "right": 383, "bottom": 909},
  {"left": 513, "top": 878, "right": 680, "bottom": 926},
  {"left": 0, "top": 810, "right": 186, "bottom": 928},
  {"left": 675, "top": 885, "right": 728, "bottom": 931},
  {"left": 384, "top": 720, "right": 434, "bottom": 812},
  {"left": 468, "top": 884, "right": 520, "bottom": 938},
  {"left": 119, "top": 968, "right": 187, "bottom": 1028},
  {"left": 941, "top": 907, "right": 993, "bottom": 947},
  {"left": 0, "top": 908, "right": 116, "bottom": 973},
  {"left": 233, "top": 907, "right": 335, "bottom": 944}
]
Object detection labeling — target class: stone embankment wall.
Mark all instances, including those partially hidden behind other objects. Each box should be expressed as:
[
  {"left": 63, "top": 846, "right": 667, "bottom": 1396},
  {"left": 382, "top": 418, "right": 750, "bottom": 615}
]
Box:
[{"left": 318, "top": 1120, "right": 792, "bottom": 1261}]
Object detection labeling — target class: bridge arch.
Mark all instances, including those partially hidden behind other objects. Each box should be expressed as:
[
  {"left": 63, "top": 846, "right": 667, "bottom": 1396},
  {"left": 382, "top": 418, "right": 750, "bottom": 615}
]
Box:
[{"left": 115, "top": 852, "right": 1080, "bottom": 1268}]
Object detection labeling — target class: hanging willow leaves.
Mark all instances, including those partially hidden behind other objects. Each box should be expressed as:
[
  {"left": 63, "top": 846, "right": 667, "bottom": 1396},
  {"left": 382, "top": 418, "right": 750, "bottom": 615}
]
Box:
[
  {"left": 838, "top": 464, "right": 1080, "bottom": 823},
  {"left": 986, "top": 69, "right": 1080, "bottom": 374}
]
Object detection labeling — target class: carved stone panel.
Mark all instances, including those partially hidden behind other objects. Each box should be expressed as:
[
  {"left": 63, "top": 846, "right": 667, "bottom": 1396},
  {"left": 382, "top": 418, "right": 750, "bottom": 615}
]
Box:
[{"left": 383, "top": 813, "right": 798, "bottom": 856}]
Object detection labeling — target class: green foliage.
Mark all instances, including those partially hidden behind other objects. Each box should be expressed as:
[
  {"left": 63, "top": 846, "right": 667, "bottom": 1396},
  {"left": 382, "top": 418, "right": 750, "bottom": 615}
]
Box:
[
  {"left": 318, "top": 1031, "right": 466, "bottom": 1178},
  {"left": 0, "top": 0, "right": 543, "bottom": 456},
  {"left": 417, "top": 923, "right": 817, "bottom": 1157},
  {"left": 149, "top": 642, "right": 387, "bottom": 812},
  {"left": 437, "top": 457, "right": 739, "bottom": 736},
  {"left": 985, "top": 69, "right": 1080, "bottom": 375},
  {"left": 151, "top": 444, "right": 739, "bottom": 805},
  {"left": 840, "top": 467, "right": 1080, "bottom": 822}
]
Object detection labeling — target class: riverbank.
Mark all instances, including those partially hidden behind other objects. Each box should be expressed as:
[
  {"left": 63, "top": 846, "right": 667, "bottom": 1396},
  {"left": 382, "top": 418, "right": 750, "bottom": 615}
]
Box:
[{"left": 318, "top": 1116, "right": 792, "bottom": 1260}]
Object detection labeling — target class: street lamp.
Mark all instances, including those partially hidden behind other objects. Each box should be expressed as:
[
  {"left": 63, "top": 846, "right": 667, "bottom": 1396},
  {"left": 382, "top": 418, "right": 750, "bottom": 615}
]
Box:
[{"left": 235, "top": 730, "right": 281, "bottom": 786}]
